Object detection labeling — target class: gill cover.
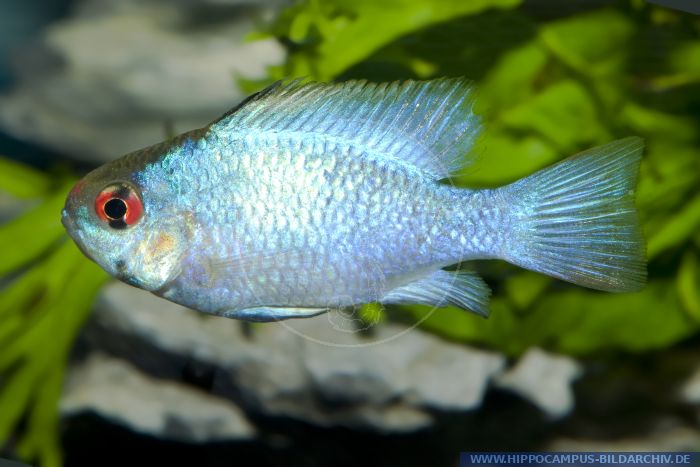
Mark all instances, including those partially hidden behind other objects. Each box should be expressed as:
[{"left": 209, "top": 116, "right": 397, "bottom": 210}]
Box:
[{"left": 62, "top": 138, "right": 196, "bottom": 292}]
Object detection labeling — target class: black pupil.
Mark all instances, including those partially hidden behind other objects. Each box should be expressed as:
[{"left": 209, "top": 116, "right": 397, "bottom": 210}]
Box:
[{"left": 104, "top": 198, "right": 127, "bottom": 220}]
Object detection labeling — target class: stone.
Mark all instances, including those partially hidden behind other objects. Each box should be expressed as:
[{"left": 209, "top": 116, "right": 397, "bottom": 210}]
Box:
[
  {"left": 548, "top": 424, "right": 700, "bottom": 452},
  {"left": 85, "top": 281, "right": 507, "bottom": 433},
  {"left": 494, "top": 347, "right": 582, "bottom": 419},
  {"left": 0, "top": 0, "right": 285, "bottom": 163},
  {"left": 680, "top": 363, "right": 700, "bottom": 405},
  {"left": 61, "top": 352, "right": 256, "bottom": 442}
]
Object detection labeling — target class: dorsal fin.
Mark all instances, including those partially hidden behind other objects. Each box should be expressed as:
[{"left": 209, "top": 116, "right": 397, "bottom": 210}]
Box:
[{"left": 210, "top": 78, "right": 481, "bottom": 179}]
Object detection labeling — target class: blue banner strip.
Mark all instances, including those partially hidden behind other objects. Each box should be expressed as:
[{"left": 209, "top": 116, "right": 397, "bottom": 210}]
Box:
[{"left": 460, "top": 452, "right": 700, "bottom": 467}]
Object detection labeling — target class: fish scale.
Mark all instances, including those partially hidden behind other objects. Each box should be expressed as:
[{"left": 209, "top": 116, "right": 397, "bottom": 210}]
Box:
[{"left": 169, "top": 138, "right": 450, "bottom": 312}]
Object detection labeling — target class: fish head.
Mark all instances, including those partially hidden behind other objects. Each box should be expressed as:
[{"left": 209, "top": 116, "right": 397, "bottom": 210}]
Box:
[{"left": 62, "top": 145, "right": 194, "bottom": 292}]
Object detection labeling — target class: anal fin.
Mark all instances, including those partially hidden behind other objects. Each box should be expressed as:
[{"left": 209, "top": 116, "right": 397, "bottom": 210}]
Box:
[
  {"left": 223, "top": 307, "right": 329, "bottom": 322},
  {"left": 380, "top": 269, "right": 491, "bottom": 317}
]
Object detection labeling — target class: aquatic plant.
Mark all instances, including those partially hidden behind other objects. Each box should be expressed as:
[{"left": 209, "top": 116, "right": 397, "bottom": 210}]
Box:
[{"left": 0, "top": 159, "right": 108, "bottom": 467}]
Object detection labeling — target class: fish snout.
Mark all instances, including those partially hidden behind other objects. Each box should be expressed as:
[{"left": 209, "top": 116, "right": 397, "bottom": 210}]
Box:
[
  {"left": 61, "top": 208, "right": 75, "bottom": 232},
  {"left": 61, "top": 205, "right": 96, "bottom": 262}
]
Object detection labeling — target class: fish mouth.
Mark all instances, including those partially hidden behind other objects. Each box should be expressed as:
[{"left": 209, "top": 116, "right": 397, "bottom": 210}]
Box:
[
  {"left": 61, "top": 209, "right": 96, "bottom": 262},
  {"left": 60, "top": 208, "right": 74, "bottom": 232}
]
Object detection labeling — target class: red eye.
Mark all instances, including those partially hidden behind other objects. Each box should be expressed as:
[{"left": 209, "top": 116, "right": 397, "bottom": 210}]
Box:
[{"left": 95, "top": 183, "right": 143, "bottom": 229}]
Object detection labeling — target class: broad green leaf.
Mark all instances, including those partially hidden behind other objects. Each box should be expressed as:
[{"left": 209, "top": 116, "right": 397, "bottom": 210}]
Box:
[
  {"left": 342, "top": 9, "right": 537, "bottom": 82},
  {"left": 620, "top": 103, "right": 697, "bottom": 142},
  {"left": 413, "top": 282, "right": 692, "bottom": 356},
  {"left": 539, "top": 9, "right": 634, "bottom": 77},
  {"left": 647, "top": 192, "right": 700, "bottom": 259},
  {"left": 0, "top": 157, "right": 52, "bottom": 199},
  {"left": 0, "top": 182, "right": 73, "bottom": 277},
  {"left": 478, "top": 40, "right": 549, "bottom": 114},
  {"left": 636, "top": 140, "right": 699, "bottom": 244},
  {"left": 529, "top": 282, "right": 692, "bottom": 355},
  {"left": 0, "top": 243, "right": 82, "bottom": 371},
  {"left": 498, "top": 80, "right": 610, "bottom": 151},
  {"left": 0, "top": 261, "right": 49, "bottom": 320},
  {"left": 278, "top": 0, "right": 522, "bottom": 80}
]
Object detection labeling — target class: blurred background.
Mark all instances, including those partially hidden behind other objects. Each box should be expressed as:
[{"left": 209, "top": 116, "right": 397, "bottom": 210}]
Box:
[{"left": 0, "top": 0, "right": 699, "bottom": 466}]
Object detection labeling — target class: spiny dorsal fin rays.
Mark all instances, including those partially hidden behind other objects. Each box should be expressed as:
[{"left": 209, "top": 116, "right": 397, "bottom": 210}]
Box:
[{"left": 210, "top": 78, "right": 481, "bottom": 179}]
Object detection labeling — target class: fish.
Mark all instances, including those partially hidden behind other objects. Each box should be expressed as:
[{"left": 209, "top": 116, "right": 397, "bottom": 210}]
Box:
[{"left": 61, "top": 78, "right": 646, "bottom": 322}]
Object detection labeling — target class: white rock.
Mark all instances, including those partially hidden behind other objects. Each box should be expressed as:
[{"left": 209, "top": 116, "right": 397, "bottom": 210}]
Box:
[
  {"left": 548, "top": 424, "right": 700, "bottom": 452},
  {"left": 297, "top": 317, "right": 506, "bottom": 412},
  {"left": 0, "top": 0, "right": 285, "bottom": 163},
  {"left": 680, "top": 364, "right": 700, "bottom": 405},
  {"left": 407, "top": 337, "right": 506, "bottom": 410},
  {"left": 61, "top": 352, "right": 256, "bottom": 442},
  {"left": 90, "top": 281, "right": 506, "bottom": 432},
  {"left": 495, "top": 347, "right": 582, "bottom": 419}
]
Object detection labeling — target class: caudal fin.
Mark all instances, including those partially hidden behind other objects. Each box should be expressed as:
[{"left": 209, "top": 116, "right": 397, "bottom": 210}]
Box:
[{"left": 502, "top": 137, "right": 646, "bottom": 292}]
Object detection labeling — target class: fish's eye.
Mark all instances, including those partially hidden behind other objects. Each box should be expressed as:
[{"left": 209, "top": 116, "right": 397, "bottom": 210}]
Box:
[
  {"left": 95, "top": 183, "right": 143, "bottom": 229},
  {"left": 104, "top": 198, "right": 127, "bottom": 219}
]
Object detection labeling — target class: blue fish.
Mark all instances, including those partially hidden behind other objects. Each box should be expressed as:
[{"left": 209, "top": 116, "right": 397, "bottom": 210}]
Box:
[{"left": 62, "top": 78, "right": 646, "bottom": 321}]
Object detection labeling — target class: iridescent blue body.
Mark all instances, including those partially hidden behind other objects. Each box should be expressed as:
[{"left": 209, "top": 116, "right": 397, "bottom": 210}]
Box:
[
  {"left": 62, "top": 78, "right": 646, "bottom": 321},
  {"left": 145, "top": 132, "right": 506, "bottom": 315}
]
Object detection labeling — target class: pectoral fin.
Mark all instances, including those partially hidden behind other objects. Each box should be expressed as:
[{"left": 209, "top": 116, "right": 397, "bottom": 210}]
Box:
[{"left": 222, "top": 306, "right": 329, "bottom": 322}]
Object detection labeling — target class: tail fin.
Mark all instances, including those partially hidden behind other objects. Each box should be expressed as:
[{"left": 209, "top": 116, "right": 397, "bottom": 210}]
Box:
[{"left": 502, "top": 137, "right": 646, "bottom": 292}]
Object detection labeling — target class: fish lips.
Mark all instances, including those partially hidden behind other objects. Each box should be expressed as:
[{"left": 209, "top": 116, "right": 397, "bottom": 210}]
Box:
[
  {"left": 61, "top": 208, "right": 96, "bottom": 262},
  {"left": 60, "top": 208, "right": 75, "bottom": 232}
]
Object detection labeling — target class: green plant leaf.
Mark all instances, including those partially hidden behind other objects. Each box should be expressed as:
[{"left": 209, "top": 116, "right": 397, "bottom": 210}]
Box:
[
  {"left": 539, "top": 9, "right": 634, "bottom": 77},
  {"left": 411, "top": 281, "right": 693, "bottom": 356},
  {"left": 478, "top": 40, "right": 549, "bottom": 114},
  {"left": 276, "top": 0, "right": 522, "bottom": 81},
  {"left": 620, "top": 103, "right": 698, "bottom": 142},
  {"left": 498, "top": 80, "right": 610, "bottom": 151},
  {"left": 647, "top": 192, "right": 700, "bottom": 259},
  {"left": 530, "top": 282, "right": 693, "bottom": 355},
  {"left": 0, "top": 181, "right": 74, "bottom": 277},
  {"left": 0, "top": 157, "right": 52, "bottom": 199}
]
